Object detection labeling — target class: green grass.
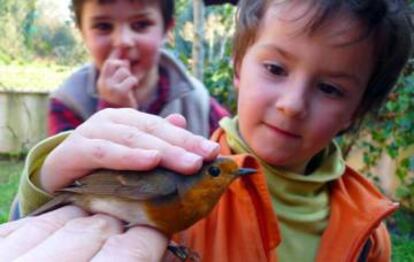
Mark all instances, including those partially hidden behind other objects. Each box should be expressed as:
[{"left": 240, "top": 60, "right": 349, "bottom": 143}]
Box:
[
  {"left": 388, "top": 208, "right": 414, "bottom": 261},
  {"left": 392, "top": 235, "right": 414, "bottom": 262},
  {"left": 0, "top": 63, "right": 75, "bottom": 92},
  {"left": 0, "top": 160, "right": 23, "bottom": 223},
  {"left": 0, "top": 160, "right": 413, "bottom": 260}
]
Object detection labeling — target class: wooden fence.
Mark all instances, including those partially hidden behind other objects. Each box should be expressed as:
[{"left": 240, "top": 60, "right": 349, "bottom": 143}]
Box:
[{"left": 0, "top": 90, "right": 48, "bottom": 154}]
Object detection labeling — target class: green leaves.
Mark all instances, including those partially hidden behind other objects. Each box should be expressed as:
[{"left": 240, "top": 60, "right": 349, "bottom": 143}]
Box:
[{"left": 359, "top": 62, "right": 414, "bottom": 209}]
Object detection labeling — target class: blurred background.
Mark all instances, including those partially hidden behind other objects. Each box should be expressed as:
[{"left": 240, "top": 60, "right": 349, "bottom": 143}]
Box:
[{"left": 0, "top": 0, "right": 412, "bottom": 259}]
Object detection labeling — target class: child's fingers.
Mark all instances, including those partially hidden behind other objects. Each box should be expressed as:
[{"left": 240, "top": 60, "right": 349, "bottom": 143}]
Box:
[
  {"left": 99, "top": 60, "right": 137, "bottom": 107},
  {"left": 104, "top": 47, "right": 131, "bottom": 78},
  {"left": 117, "top": 75, "right": 138, "bottom": 94},
  {"left": 14, "top": 214, "right": 123, "bottom": 262},
  {"left": 118, "top": 76, "right": 138, "bottom": 108},
  {"left": 128, "top": 92, "right": 138, "bottom": 109},
  {"left": 108, "top": 47, "right": 123, "bottom": 60},
  {"left": 107, "top": 74, "right": 138, "bottom": 107},
  {"left": 101, "top": 59, "right": 129, "bottom": 80},
  {"left": 112, "top": 66, "right": 132, "bottom": 83},
  {"left": 77, "top": 122, "right": 203, "bottom": 174},
  {"left": 0, "top": 206, "right": 87, "bottom": 260},
  {"left": 91, "top": 226, "right": 168, "bottom": 262}
]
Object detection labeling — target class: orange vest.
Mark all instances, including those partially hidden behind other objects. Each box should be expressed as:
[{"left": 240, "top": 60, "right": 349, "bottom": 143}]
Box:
[{"left": 173, "top": 129, "right": 398, "bottom": 262}]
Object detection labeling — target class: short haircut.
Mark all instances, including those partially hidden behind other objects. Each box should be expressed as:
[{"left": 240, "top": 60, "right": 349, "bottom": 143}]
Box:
[
  {"left": 71, "top": 0, "right": 174, "bottom": 31},
  {"left": 233, "top": 0, "right": 413, "bottom": 125}
]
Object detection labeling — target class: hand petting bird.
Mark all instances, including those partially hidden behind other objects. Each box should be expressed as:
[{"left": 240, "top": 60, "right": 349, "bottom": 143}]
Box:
[{"left": 30, "top": 157, "right": 255, "bottom": 235}]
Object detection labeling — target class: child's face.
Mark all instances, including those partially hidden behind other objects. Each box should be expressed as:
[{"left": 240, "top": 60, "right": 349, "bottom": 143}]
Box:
[
  {"left": 80, "top": 0, "right": 167, "bottom": 77},
  {"left": 235, "top": 2, "right": 375, "bottom": 172}
]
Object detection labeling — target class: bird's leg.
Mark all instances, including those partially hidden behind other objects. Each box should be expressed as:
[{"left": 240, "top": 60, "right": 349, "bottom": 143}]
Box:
[{"left": 167, "top": 242, "right": 200, "bottom": 262}]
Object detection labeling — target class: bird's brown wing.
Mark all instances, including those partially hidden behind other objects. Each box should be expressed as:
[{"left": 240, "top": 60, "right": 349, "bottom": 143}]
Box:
[{"left": 60, "top": 169, "right": 179, "bottom": 200}]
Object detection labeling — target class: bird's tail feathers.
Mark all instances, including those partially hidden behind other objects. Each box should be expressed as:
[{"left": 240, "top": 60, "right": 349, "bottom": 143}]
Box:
[{"left": 28, "top": 193, "right": 73, "bottom": 217}]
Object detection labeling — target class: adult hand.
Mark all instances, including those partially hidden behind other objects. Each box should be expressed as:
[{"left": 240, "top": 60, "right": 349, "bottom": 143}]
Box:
[
  {"left": 0, "top": 206, "right": 168, "bottom": 262},
  {"left": 40, "top": 108, "right": 220, "bottom": 193}
]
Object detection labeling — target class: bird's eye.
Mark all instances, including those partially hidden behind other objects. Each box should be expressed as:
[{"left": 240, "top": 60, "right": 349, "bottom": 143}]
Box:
[{"left": 208, "top": 166, "right": 221, "bottom": 177}]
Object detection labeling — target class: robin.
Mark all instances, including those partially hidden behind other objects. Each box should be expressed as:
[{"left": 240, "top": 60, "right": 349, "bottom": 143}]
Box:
[{"left": 30, "top": 156, "right": 255, "bottom": 235}]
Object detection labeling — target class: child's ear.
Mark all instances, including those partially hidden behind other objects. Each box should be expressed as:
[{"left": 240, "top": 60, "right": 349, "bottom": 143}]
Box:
[
  {"left": 233, "top": 61, "right": 241, "bottom": 90},
  {"left": 166, "top": 19, "right": 175, "bottom": 33},
  {"left": 233, "top": 72, "right": 240, "bottom": 90},
  {"left": 163, "top": 19, "right": 175, "bottom": 45}
]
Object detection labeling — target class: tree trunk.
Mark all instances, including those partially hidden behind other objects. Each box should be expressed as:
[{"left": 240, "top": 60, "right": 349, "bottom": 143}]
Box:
[{"left": 192, "top": 0, "right": 205, "bottom": 80}]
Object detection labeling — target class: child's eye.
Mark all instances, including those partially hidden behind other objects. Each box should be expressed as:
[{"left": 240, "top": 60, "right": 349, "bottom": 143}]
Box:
[
  {"left": 131, "top": 20, "right": 152, "bottom": 31},
  {"left": 263, "top": 63, "right": 287, "bottom": 77},
  {"left": 93, "top": 22, "right": 113, "bottom": 32},
  {"left": 318, "top": 83, "right": 344, "bottom": 98}
]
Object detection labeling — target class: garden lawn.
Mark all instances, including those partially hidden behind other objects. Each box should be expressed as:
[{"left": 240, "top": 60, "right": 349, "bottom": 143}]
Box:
[
  {"left": 0, "top": 160, "right": 23, "bottom": 223},
  {"left": 0, "top": 160, "right": 412, "bottom": 259},
  {"left": 0, "top": 63, "right": 75, "bottom": 92}
]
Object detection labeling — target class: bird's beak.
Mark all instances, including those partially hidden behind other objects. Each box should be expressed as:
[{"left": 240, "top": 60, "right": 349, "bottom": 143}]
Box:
[{"left": 236, "top": 168, "right": 256, "bottom": 176}]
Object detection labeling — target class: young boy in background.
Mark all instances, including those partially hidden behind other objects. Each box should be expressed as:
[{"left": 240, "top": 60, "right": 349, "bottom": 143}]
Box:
[
  {"left": 12, "top": 0, "right": 412, "bottom": 261},
  {"left": 49, "top": 0, "right": 228, "bottom": 137}
]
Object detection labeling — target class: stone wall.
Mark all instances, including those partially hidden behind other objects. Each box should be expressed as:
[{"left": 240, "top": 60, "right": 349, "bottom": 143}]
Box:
[{"left": 0, "top": 90, "right": 49, "bottom": 154}]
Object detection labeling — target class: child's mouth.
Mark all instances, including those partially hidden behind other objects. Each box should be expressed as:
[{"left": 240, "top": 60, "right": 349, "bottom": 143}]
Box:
[
  {"left": 130, "top": 60, "right": 139, "bottom": 68},
  {"left": 264, "top": 123, "right": 301, "bottom": 139}
]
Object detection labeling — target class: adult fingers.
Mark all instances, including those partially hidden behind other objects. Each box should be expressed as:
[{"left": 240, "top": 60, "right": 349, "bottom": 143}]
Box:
[
  {"left": 165, "top": 114, "right": 187, "bottom": 129},
  {"left": 41, "top": 133, "right": 162, "bottom": 193},
  {"left": 0, "top": 218, "right": 30, "bottom": 238},
  {"left": 14, "top": 214, "right": 123, "bottom": 262},
  {"left": 0, "top": 206, "right": 87, "bottom": 261},
  {"left": 78, "top": 122, "right": 203, "bottom": 174},
  {"left": 72, "top": 135, "right": 164, "bottom": 171},
  {"left": 91, "top": 226, "right": 168, "bottom": 262},
  {"left": 100, "top": 109, "right": 220, "bottom": 160}
]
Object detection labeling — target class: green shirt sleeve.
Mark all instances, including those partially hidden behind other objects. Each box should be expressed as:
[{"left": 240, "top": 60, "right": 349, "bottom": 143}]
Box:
[{"left": 16, "top": 131, "right": 71, "bottom": 216}]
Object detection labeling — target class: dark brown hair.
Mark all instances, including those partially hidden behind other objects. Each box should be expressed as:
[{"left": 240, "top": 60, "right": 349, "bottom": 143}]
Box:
[{"left": 71, "top": 0, "right": 174, "bottom": 31}]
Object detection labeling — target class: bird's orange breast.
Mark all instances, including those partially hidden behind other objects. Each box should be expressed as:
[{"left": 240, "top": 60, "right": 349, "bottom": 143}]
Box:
[{"left": 144, "top": 178, "right": 226, "bottom": 235}]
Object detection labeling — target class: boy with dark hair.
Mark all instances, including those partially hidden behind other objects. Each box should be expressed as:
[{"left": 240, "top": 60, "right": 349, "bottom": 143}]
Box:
[
  {"left": 49, "top": 0, "right": 228, "bottom": 137},
  {"left": 12, "top": 0, "right": 412, "bottom": 261}
]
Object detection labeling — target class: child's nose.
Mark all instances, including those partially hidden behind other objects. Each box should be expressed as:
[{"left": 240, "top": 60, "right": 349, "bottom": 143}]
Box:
[
  {"left": 113, "top": 25, "right": 134, "bottom": 49},
  {"left": 275, "top": 83, "right": 308, "bottom": 119}
]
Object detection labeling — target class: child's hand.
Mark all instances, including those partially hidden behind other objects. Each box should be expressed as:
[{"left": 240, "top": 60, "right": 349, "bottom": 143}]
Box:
[
  {"left": 40, "top": 108, "right": 220, "bottom": 193},
  {"left": 97, "top": 49, "right": 139, "bottom": 108},
  {"left": 0, "top": 206, "right": 168, "bottom": 261}
]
